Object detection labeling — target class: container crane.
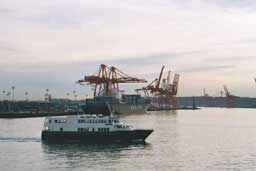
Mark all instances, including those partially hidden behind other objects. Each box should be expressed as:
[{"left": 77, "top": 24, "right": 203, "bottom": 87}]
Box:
[
  {"left": 136, "top": 66, "right": 180, "bottom": 110},
  {"left": 77, "top": 64, "right": 147, "bottom": 97}
]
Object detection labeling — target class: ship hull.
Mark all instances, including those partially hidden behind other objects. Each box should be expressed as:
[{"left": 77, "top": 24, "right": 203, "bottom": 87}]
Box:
[
  {"left": 112, "top": 104, "right": 149, "bottom": 114},
  {"left": 83, "top": 103, "right": 148, "bottom": 115},
  {"left": 41, "top": 129, "right": 153, "bottom": 143}
]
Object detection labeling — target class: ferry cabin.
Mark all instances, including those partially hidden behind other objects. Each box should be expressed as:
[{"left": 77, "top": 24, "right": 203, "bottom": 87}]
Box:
[{"left": 43, "top": 114, "right": 132, "bottom": 132}]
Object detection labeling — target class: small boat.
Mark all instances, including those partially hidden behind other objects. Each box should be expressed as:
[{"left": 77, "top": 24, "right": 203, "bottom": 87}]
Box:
[{"left": 41, "top": 114, "right": 153, "bottom": 143}]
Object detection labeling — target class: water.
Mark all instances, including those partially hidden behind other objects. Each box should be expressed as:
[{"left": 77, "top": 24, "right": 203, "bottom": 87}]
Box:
[{"left": 1, "top": 108, "right": 256, "bottom": 171}]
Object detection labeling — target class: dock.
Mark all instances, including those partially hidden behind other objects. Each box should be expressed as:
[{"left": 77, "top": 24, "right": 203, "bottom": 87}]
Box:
[{"left": 0, "top": 112, "right": 78, "bottom": 119}]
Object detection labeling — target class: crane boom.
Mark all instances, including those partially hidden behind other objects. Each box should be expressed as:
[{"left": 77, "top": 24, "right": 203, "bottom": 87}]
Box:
[
  {"left": 78, "top": 64, "right": 147, "bottom": 97},
  {"left": 156, "top": 66, "right": 165, "bottom": 89}
]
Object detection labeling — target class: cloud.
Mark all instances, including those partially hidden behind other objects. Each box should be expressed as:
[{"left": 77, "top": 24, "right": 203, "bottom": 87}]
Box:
[
  {"left": 208, "top": 0, "right": 256, "bottom": 9},
  {"left": 0, "top": 44, "right": 21, "bottom": 53},
  {"left": 0, "top": 8, "right": 10, "bottom": 13},
  {"left": 178, "top": 65, "right": 236, "bottom": 73},
  {"left": 1, "top": 0, "right": 256, "bottom": 97},
  {"left": 204, "top": 56, "right": 254, "bottom": 63},
  {"left": 4, "top": 48, "right": 211, "bottom": 71}
]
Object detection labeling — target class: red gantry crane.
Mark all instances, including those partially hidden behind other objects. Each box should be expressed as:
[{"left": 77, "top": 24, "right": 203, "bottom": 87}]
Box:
[
  {"left": 77, "top": 64, "right": 147, "bottom": 97},
  {"left": 136, "top": 66, "right": 180, "bottom": 110}
]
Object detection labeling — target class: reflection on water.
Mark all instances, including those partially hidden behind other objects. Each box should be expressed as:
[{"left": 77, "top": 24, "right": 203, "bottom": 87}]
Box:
[
  {"left": 0, "top": 136, "right": 40, "bottom": 142},
  {"left": 41, "top": 143, "right": 152, "bottom": 171},
  {"left": 42, "top": 143, "right": 151, "bottom": 158}
]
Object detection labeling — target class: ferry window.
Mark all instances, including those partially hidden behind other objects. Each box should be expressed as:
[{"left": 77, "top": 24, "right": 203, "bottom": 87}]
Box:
[
  {"left": 106, "top": 128, "right": 109, "bottom": 132},
  {"left": 92, "top": 128, "right": 95, "bottom": 132},
  {"left": 49, "top": 120, "right": 52, "bottom": 123},
  {"left": 60, "top": 128, "right": 63, "bottom": 131},
  {"left": 55, "top": 120, "right": 58, "bottom": 123},
  {"left": 109, "top": 120, "right": 111, "bottom": 124}
]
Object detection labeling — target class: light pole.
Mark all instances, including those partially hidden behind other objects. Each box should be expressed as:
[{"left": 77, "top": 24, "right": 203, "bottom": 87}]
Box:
[
  {"left": 45, "top": 88, "right": 50, "bottom": 113},
  {"left": 7, "top": 91, "right": 11, "bottom": 111},
  {"left": 7, "top": 92, "right": 11, "bottom": 101},
  {"left": 45, "top": 88, "right": 49, "bottom": 101},
  {"left": 11, "top": 86, "right": 15, "bottom": 101},
  {"left": 2, "top": 90, "right": 5, "bottom": 101},
  {"left": 73, "top": 90, "right": 76, "bottom": 101},
  {"left": 25, "top": 92, "right": 29, "bottom": 101}
]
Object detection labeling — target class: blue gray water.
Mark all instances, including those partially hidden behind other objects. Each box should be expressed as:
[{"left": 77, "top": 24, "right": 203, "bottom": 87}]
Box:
[{"left": 1, "top": 108, "right": 256, "bottom": 171}]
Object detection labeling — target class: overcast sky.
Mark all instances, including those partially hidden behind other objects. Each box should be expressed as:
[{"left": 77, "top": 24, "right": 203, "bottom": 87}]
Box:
[{"left": 0, "top": 0, "right": 256, "bottom": 100}]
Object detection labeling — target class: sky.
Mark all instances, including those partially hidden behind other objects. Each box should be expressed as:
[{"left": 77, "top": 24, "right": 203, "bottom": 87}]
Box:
[{"left": 0, "top": 0, "right": 256, "bottom": 100}]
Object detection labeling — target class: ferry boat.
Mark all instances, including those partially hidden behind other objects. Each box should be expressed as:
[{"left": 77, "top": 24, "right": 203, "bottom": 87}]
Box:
[{"left": 41, "top": 114, "right": 153, "bottom": 143}]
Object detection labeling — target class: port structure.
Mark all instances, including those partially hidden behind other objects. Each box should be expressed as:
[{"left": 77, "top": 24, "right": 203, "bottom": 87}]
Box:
[
  {"left": 203, "top": 88, "right": 209, "bottom": 97},
  {"left": 223, "top": 85, "right": 237, "bottom": 107},
  {"left": 223, "top": 85, "right": 237, "bottom": 98},
  {"left": 136, "top": 66, "right": 179, "bottom": 110},
  {"left": 77, "top": 64, "right": 147, "bottom": 97}
]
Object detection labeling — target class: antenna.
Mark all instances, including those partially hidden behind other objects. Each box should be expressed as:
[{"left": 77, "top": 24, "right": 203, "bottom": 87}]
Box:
[{"left": 106, "top": 102, "right": 114, "bottom": 116}]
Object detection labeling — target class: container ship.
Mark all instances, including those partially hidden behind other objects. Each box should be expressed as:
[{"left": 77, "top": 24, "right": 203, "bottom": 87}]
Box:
[
  {"left": 82, "top": 94, "right": 150, "bottom": 115},
  {"left": 78, "top": 64, "right": 149, "bottom": 114}
]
